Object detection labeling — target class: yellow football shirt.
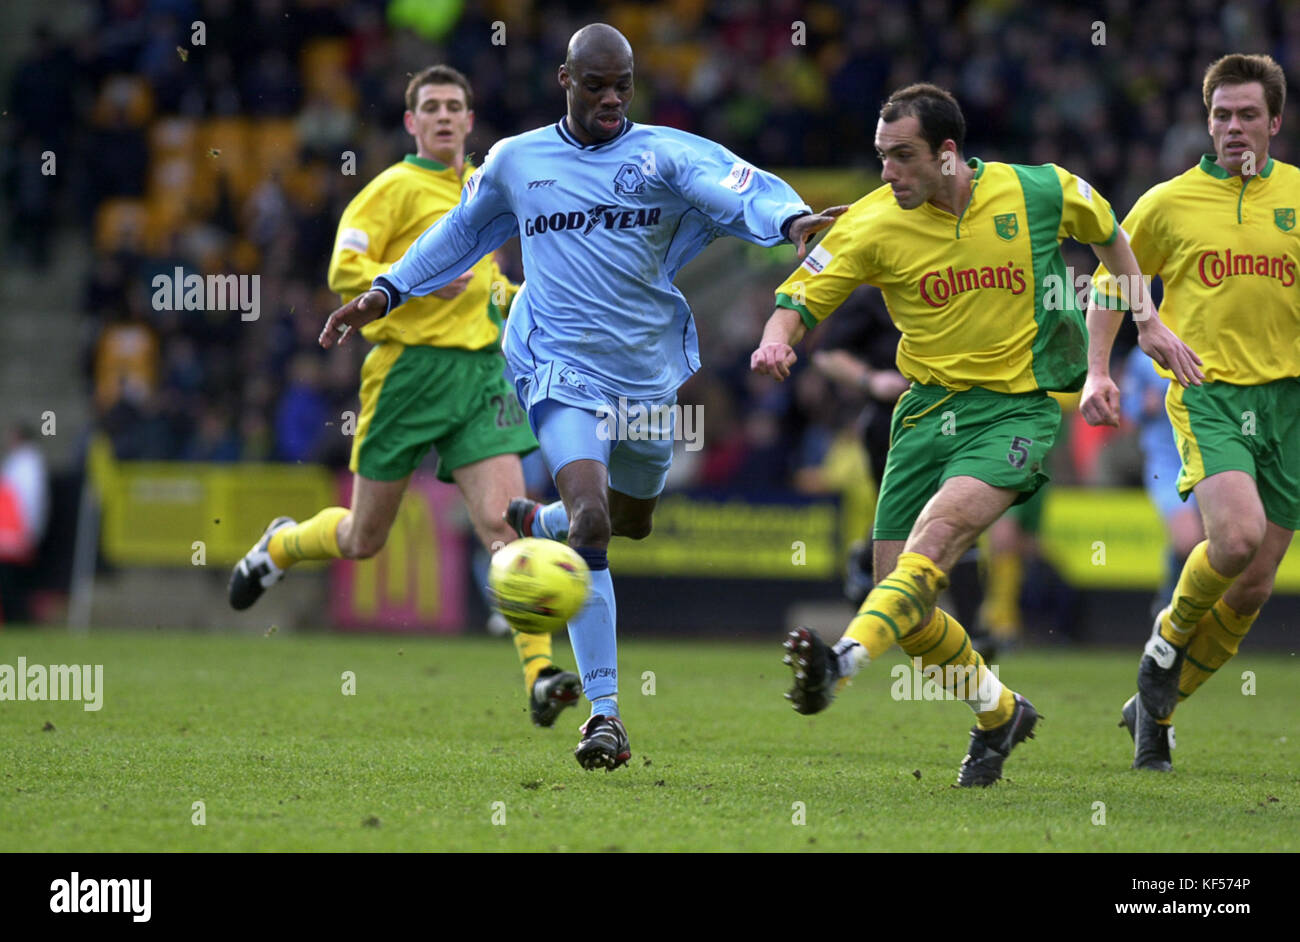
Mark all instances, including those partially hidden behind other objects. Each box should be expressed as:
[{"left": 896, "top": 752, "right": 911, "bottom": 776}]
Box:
[
  {"left": 328, "top": 154, "right": 518, "bottom": 350},
  {"left": 1093, "top": 155, "right": 1300, "bottom": 384},
  {"left": 775, "top": 159, "right": 1118, "bottom": 393}
]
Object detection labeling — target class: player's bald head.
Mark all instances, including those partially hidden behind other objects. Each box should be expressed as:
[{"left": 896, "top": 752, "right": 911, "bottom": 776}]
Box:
[
  {"left": 559, "top": 24, "right": 634, "bottom": 145},
  {"left": 565, "top": 23, "right": 633, "bottom": 73}
]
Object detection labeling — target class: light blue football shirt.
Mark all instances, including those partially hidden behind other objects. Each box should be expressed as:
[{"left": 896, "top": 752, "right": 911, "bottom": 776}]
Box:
[{"left": 373, "top": 118, "right": 810, "bottom": 401}]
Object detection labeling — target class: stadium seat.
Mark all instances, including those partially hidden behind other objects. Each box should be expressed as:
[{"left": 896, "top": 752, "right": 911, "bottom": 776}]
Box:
[
  {"left": 92, "top": 75, "right": 154, "bottom": 128},
  {"left": 94, "top": 199, "right": 149, "bottom": 254},
  {"left": 149, "top": 117, "right": 198, "bottom": 159},
  {"left": 300, "top": 38, "right": 350, "bottom": 89},
  {"left": 255, "top": 119, "right": 301, "bottom": 175}
]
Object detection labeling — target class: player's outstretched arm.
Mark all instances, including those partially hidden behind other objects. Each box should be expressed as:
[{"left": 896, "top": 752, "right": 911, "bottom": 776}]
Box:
[
  {"left": 664, "top": 138, "right": 814, "bottom": 246},
  {"left": 318, "top": 289, "right": 387, "bottom": 348},
  {"left": 374, "top": 148, "right": 519, "bottom": 313},
  {"left": 750, "top": 307, "right": 806, "bottom": 381}
]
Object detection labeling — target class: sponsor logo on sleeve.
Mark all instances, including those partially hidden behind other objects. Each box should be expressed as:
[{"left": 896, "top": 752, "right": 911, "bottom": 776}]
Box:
[
  {"left": 719, "top": 162, "right": 754, "bottom": 193},
  {"left": 337, "top": 228, "right": 370, "bottom": 253},
  {"left": 802, "top": 244, "right": 832, "bottom": 274},
  {"left": 1076, "top": 177, "right": 1093, "bottom": 201},
  {"left": 464, "top": 168, "right": 482, "bottom": 201}
]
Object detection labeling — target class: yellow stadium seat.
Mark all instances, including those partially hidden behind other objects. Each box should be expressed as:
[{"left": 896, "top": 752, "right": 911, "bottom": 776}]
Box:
[
  {"left": 300, "top": 38, "right": 349, "bottom": 93},
  {"left": 255, "top": 119, "right": 301, "bottom": 174},
  {"left": 95, "top": 199, "right": 149, "bottom": 254},
  {"left": 93, "top": 75, "right": 155, "bottom": 128},
  {"left": 197, "top": 117, "right": 257, "bottom": 201},
  {"left": 149, "top": 117, "right": 198, "bottom": 159}
]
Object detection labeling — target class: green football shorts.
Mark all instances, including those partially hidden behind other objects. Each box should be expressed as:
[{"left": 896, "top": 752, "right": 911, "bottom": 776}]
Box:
[
  {"left": 350, "top": 343, "right": 538, "bottom": 483},
  {"left": 1166, "top": 378, "right": 1300, "bottom": 529},
  {"left": 872, "top": 383, "right": 1061, "bottom": 541}
]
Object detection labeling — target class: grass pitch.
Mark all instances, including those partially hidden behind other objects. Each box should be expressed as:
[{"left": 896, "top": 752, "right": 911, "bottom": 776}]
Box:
[{"left": 1, "top": 629, "right": 1296, "bottom": 852}]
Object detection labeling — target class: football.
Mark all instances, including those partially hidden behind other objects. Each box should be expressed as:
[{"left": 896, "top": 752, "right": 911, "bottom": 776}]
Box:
[{"left": 488, "top": 538, "right": 591, "bottom": 634}]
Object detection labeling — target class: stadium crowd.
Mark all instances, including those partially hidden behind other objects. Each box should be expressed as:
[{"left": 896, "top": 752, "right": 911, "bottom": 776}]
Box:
[{"left": 5, "top": 0, "right": 1296, "bottom": 492}]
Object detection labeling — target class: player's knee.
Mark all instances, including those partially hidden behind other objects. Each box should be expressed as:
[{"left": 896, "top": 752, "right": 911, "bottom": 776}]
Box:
[
  {"left": 1212, "top": 522, "right": 1265, "bottom": 572},
  {"left": 568, "top": 499, "right": 611, "bottom": 546}
]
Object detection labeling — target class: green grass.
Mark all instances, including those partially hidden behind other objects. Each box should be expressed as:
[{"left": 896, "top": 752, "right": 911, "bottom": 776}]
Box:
[{"left": 1, "top": 629, "right": 1296, "bottom": 851}]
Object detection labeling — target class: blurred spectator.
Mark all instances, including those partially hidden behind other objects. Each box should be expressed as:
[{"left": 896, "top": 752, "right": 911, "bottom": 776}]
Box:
[
  {"left": 7, "top": 26, "right": 76, "bottom": 153},
  {"left": 183, "top": 405, "right": 242, "bottom": 461},
  {"left": 6, "top": 137, "right": 58, "bottom": 269},
  {"left": 0, "top": 425, "right": 51, "bottom": 623},
  {"left": 86, "top": 77, "right": 151, "bottom": 208},
  {"left": 93, "top": 310, "right": 159, "bottom": 414},
  {"left": 275, "top": 354, "right": 331, "bottom": 462}
]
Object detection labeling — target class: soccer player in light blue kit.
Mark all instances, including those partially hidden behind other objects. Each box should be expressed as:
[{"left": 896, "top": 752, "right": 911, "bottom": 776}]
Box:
[
  {"left": 320, "top": 23, "right": 842, "bottom": 770},
  {"left": 1120, "top": 345, "right": 1204, "bottom": 617}
]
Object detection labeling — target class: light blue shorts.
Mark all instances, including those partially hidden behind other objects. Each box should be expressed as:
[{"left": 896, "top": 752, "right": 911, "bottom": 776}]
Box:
[
  {"left": 1145, "top": 445, "right": 1199, "bottom": 520},
  {"left": 514, "top": 362, "right": 675, "bottom": 500}
]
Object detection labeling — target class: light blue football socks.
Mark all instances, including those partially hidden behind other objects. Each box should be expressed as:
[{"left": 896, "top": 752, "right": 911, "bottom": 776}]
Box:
[{"left": 569, "top": 547, "right": 618, "bottom": 706}]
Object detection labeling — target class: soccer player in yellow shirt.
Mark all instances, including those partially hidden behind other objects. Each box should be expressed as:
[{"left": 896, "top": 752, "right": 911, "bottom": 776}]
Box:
[
  {"left": 228, "top": 66, "right": 583, "bottom": 728},
  {"left": 1082, "top": 54, "right": 1299, "bottom": 771},
  {"left": 752, "top": 83, "right": 1201, "bottom": 786}
]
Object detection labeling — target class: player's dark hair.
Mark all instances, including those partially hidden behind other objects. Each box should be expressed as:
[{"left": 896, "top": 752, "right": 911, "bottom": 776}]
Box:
[
  {"left": 880, "top": 83, "right": 966, "bottom": 156},
  {"left": 1203, "top": 54, "right": 1286, "bottom": 119},
  {"left": 405, "top": 65, "right": 474, "bottom": 112}
]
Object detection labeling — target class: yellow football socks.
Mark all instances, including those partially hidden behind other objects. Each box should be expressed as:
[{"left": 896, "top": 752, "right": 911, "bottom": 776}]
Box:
[
  {"left": 982, "top": 551, "right": 1024, "bottom": 643},
  {"left": 1160, "top": 540, "right": 1235, "bottom": 646},
  {"left": 899, "top": 607, "right": 1015, "bottom": 729},
  {"left": 1175, "top": 598, "right": 1257, "bottom": 705},
  {"left": 514, "top": 629, "right": 555, "bottom": 693},
  {"left": 845, "top": 552, "right": 949, "bottom": 660},
  {"left": 268, "top": 507, "right": 349, "bottom": 568}
]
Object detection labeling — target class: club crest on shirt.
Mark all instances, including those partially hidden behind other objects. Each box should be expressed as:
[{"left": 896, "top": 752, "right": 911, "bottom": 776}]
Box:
[
  {"left": 614, "top": 163, "right": 647, "bottom": 195},
  {"left": 1275, "top": 208, "right": 1295, "bottom": 232},
  {"left": 994, "top": 213, "right": 1019, "bottom": 241}
]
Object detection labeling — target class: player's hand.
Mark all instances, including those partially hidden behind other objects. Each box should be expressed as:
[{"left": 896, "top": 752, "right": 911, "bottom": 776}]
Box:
[
  {"left": 751, "top": 342, "right": 798, "bottom": 381},
  {"left": 319, "top": 289, "right": 387, "bottom": 348},
  {"left": 1136, "top": 317, "right": 1204, "bottom": 387},
  {"left": 432, "top": 270, "right": 474, "bottom": 300},
  {"left": 788, "top": 205, "right": 849, "bottom": 259},
  {"left": 1080, "top": 372, "right": 1122, "bottom": 427}
]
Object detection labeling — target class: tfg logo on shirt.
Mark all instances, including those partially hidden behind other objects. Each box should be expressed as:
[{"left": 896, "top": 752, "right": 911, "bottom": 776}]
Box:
[
  {"left": 523, "top": 204, "right": 662, "bottom": 237},
  {"left": 50, "top": 872, "right": 151, "bottom": 923}
]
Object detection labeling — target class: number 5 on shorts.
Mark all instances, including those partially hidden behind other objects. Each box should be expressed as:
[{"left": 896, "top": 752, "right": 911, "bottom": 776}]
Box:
[{"left": 1008, "top": 435, "right": 1033, "bottom": 469}]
